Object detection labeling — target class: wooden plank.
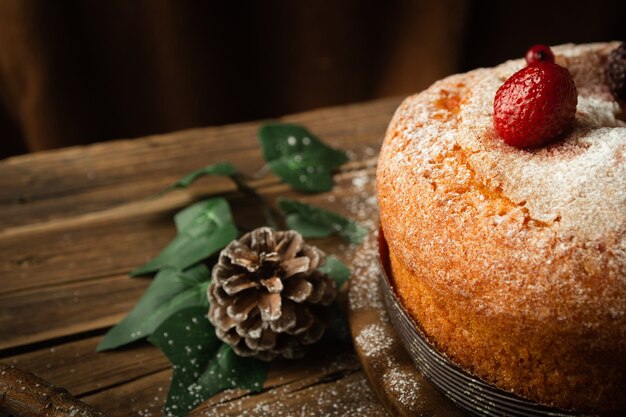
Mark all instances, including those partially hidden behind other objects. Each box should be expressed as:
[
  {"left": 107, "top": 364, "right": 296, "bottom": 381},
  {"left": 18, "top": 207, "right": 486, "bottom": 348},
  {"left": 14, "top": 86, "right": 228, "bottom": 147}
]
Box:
[
  {"left": 0, "top": 275, "right": 149, "bottom": 350},
  {"left": 0, "top": 167, "right": 376, "bottom": 350},
  {"left": 0, "top": 140, "right": 380, "bottom": 233},
  {"left": 2, "top": 331, "right": 372, "bottom": 415},
  {"left": 0, "top": 124, "right": 261, "bottom": 207},
  {"left": 191, "top": 371, "right": 388, "bottom": 417},
  {"left": 0, "top": 166, "right": 374, "bottom": 294},
  {"left": 0, "top": 98, "right": 393, "bottom": 200},
  {"left": 2, "top": 336, "right": 169, "bottom": 397},
  {"left": 80, "top": 368, "right": 170, "bottom": 417},
  {"left": 0, "top": 149, "right": 250, "bottom": 234},
  {"left": 80, "top": 347, "right": 387, "bottom": 417},
  {"left": 0, "top": 98, "right": 396, "bottom": 229},
  {"left": 0, "top": 209, "right": 176, "bottom": 294},
  {"left": 0, "top": 156, "right": 375, "bottom": 239}
]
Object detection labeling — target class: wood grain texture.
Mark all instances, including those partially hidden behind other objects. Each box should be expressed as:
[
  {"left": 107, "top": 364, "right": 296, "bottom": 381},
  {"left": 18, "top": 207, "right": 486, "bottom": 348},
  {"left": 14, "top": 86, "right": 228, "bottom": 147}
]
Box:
[
  {"left": 0, "top": 169, "right": 375, "bottom": 350},
  {"left": 81, "top": 347, "right": 389, "bottom": 417},
  {"left": 4, "top": 336, "right": 169, "bottom": 397},
  {"left": 0, "top": 363, "right": 109, "bottom": 417},
  {"left": 0, "top": 275, "right": 150, "bottom": 350},
  {"left": 0, "top": 98, "right": 397, "bottom": 230},
  {"left": 0, "top": 97, "right": 402, "bottom": 416}
]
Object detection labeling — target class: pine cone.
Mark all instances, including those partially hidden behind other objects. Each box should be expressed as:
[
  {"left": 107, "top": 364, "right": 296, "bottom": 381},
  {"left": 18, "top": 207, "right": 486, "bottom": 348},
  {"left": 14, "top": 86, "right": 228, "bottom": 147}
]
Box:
[{"left": 208, "top": 227, "right": 337, "bottom": 361}]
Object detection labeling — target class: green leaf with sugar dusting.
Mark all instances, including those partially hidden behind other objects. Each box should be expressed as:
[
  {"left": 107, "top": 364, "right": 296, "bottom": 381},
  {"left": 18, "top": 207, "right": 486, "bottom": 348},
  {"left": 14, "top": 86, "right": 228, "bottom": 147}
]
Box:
[
  {"left": 97, "top": 264, "right": 211, "bottom": 351},
  {"left": 319, "top": 256, "right": 351, "bottom": 288},
  {"left": 277, "top": 197, "right": 367, "bottom": 244},
  {"left": 131, "top": 198, "right": 237, "bottom": 276},
  {"left": 157, "top": 162, "right": 237, "bottom": 196},
  {"left": 149, "top": 306, "right": 267, "bottom": 417},
  {"left": 258, "top": 123, "right": 348, "bottom": 192}
]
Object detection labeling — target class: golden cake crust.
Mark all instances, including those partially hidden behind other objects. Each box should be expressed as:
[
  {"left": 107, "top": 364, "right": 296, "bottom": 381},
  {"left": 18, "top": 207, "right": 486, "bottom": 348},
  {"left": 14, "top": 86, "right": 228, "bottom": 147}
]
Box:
[{"left": 376, "top": 42, "right": 626, "bottom": 413}]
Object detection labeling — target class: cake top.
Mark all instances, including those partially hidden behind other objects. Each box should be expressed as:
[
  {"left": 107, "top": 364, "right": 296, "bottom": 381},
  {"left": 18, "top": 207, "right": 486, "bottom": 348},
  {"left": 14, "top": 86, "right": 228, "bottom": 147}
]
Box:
[
  {"left": 456, "top": 43, "right": 624, "bottom": 242},
  {"left": 377, "top": 42, "right": 625, "bottom": 325},
  {"left": 392, "top": 43, "right": 625, "bottom": 243}
]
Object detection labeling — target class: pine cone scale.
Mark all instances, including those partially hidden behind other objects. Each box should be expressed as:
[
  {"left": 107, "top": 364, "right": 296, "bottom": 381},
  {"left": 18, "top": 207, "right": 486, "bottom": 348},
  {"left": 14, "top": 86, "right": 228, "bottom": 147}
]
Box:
[
  {"left": 245, "top": 327, "right": 277, "bottom": 351},
  {"left": 280, "top": 257, "right": 311, "bottom": 277},
  {"left": 223, "top": 274, "right": 260, "bottom": 295},
  {"left": 235, "top": 309, "right": 262, "bottom": 338},
  {"left": 302, "top": 246, "right": 322, "bottom": 270},
  {"left": 269, "top": 300, "right": 297, "bottom": 333},
  {"left": 226, "top": 291, "right": 257, "bottom": 321},
  {"left": 275, "top": 233, "right": 303, "bottom": 259},
  {"left": 306, "top": 275, "right": 327, "bottom": 303},
  {"left": 230, "top": 244, "right": 260, "bottom": 272},
  {"left": 260, "top": 276, "right": 283, "bottom": 293},
  {"left": 258, "top": 292, "right": 282, "bottom": 321},
  {"left": 216, "top": 327, "right": 240, "bottom": 346},
  {"left": 250, "top": 227, "right": 276, "bottom": 253},
  {"left": 283, "top": 276, "right": 313, "bottom": 302},
  {"left": 209, "top": 304, "right": 237, "bottom": 331},
  {"left": 287, "top": 304, "right": 314, "bottom": 335},
  {"left": 210, "top": 283, "right": 230, "bottom": 304}
]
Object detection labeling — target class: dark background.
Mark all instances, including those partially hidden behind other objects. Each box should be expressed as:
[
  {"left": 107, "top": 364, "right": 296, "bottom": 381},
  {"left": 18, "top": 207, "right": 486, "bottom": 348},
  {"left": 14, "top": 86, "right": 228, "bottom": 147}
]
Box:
[{"left": 1, "top": 0, "right": 624, "bottom": 158}]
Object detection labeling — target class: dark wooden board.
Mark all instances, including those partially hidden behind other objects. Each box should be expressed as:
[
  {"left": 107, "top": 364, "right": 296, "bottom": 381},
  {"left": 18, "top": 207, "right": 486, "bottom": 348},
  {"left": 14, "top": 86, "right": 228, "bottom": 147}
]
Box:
[{"left": 0, "top": 97, "right": 401, "bottom": 415}]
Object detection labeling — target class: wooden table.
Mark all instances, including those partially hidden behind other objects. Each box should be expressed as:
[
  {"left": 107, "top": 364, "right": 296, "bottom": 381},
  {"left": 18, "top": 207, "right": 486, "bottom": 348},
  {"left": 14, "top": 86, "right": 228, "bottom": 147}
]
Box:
[{"left": 0, "top": 97, "right": 401, "bottom": 416}]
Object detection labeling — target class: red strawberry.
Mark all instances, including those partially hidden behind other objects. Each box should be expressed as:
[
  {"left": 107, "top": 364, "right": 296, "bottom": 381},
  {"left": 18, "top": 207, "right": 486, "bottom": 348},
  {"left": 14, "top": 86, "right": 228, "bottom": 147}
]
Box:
[{"left": 493, "top": 62, "right": 578, "bottom": 148}]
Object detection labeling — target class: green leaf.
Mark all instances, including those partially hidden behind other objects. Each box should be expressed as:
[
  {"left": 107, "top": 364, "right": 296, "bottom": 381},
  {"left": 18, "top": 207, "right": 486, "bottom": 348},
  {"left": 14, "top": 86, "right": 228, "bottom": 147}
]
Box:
[
  {"left": 97, "top": 264, "right": 211, "bottom": 351},
  {"left": 277, "top": 197, "right": 367, "bottom": 244},
  {"left": 157, "top": 162, "right": 237, "bottom": 196},
  {"left": 319, "top": 256, "right": 350, "bottom": 288},
  {"left": 131, "top": 198, "right": 237, "bottom": 276},
  {"left": 149, "top": 307, "right": 268, "bottom": 417},
  {"left": 258, "top": 123, "right": 348, "bottom": 192}
]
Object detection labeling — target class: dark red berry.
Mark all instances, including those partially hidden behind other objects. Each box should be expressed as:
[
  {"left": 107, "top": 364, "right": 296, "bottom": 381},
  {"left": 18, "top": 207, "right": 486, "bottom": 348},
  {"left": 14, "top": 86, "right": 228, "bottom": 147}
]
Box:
[
  {"left": 493, "top": 62, "right": 578, "bottom": 148},
  {"left": 606, "top": 42, "right": 626, "bottom": 101},
  {"left": 525, "top": 44, "right": 555, "bottom": 65}
]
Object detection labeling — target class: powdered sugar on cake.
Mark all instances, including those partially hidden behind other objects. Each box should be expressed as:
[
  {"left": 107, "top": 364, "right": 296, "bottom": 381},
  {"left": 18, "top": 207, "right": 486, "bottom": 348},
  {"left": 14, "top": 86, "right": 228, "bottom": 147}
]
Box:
[
  {"left": 377, "top": 42, "right": 626, "bottom": 325},
  {"left": 454, "top": 43, "right": 625, "bottom": 242}
]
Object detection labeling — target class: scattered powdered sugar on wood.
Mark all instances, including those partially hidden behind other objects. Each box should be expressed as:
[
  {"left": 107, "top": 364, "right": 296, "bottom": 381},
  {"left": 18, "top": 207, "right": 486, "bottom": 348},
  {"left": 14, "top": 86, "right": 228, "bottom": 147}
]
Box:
[
  {"left": 354, "top": 323, "right": 392, "bottom": 358},
  {"left": 343, "top": 168, "right": 433, "bottom": 411},
  {"left": 383, "top": 357, "right": 425, "bottom": 408},
  {"left": 347, "top": 232, "right": 385, "bottom": 312},
  {"left": 332, "top": 161, "right": 386, "bottom": 313},
  {"left": 197, "top": 356, "right": 387, "bottom": 416},
  {"left": 348, "top": 234, "right": 434, "bottom": 412}
]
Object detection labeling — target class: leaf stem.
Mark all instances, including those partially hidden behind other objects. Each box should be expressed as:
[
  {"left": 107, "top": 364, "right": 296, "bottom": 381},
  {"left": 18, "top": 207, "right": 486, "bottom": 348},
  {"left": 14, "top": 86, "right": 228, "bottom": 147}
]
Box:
[
  {"left": 252, "top": 163, "right": 271, "bottom": 180},
  {"left": 229, "top": 173, "right": 284, "bottom": 230}
]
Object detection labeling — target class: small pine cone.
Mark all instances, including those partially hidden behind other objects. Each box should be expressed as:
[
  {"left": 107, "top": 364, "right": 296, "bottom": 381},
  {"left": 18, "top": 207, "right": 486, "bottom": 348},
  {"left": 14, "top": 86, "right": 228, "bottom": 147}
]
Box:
[{"left": 208, "top": 227, "right": 337, "bottom": 361}]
